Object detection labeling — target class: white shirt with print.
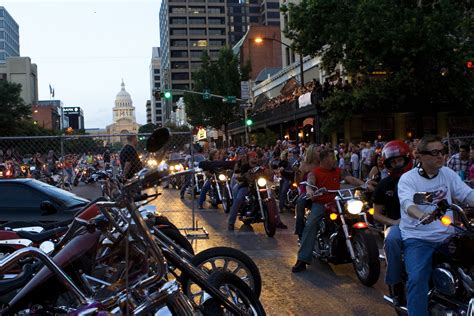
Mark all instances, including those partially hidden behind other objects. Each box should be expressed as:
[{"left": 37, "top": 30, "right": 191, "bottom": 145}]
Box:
[{"left": 398, "top": 166, "right": 473, "bottom": 243}]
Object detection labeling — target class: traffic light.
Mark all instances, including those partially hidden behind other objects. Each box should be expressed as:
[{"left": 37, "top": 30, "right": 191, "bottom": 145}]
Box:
[
  {"left": 164, "top": 90, "right": 172, "bottom": 99},
  {"left": 154, "top": 90, "right": 172, "bottom": 99},
  {"left": 245, "top": 118, "right": 253, "bottom": 126}
]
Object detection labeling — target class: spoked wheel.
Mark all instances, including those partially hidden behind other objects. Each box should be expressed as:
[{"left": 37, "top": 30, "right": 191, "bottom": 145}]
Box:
[
  {"left": 262, "top": 198, "right": 277, "bottom": 237},
  {"left": 352, "top": 230, "right": 380, "bottom": 287},
  {"left": 182, "top": 246, "right": 262, "bottom": 305},
  {"left": 202, "top": 271, "right": 265, "bottom": 316}
]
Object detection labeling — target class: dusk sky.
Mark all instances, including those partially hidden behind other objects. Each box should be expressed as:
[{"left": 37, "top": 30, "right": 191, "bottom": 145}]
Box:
[{"left": 1, "top": 0, "right": 161, "bottom": 128}]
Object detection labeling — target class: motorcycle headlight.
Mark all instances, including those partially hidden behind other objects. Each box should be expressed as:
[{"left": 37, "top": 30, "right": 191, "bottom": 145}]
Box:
[
  {"left": 347, "top": 199, "right": 364, "bottom": 215},
  {"left": 174, "top": 164, "right": 182, "bottom": 171},
  {"left": 257, "top": 178, "right": 267, "bottom": 187},
  {"left": 169, "top": 165, "right": 175, "bottom": 171},
  {"left": 218, "top": 174, "right": 227, "bottom": 181},
  {"left": 147, "top": 159, "right": 158, "bottom": 167}
]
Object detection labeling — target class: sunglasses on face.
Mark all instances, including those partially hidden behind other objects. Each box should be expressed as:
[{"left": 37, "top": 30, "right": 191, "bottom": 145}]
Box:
[{"left": 420, "top": 149, "right": 447, "bottom": 157}]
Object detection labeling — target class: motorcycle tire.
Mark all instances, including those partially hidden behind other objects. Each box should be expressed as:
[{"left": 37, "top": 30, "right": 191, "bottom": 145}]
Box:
[
  {"left": 73, "top": 177, "right": 79, "bottom": 186},
  {"left": 202, "top": 271, "right": 266, "bottom": 316},
  {"left": 182, "top": 246, "right": 262, "bottom": 298},
  {"left": 155, "top": 226, "right": 194, "bottom": 256},
  {"left": 221, "top": 190, "right": 232, "bottom": 214},
  {"left": 351, "top": 230, "right": 380, "bottom": 287},
  {"left": 263, "top": 198, "right": 277, "bottom": 237}
]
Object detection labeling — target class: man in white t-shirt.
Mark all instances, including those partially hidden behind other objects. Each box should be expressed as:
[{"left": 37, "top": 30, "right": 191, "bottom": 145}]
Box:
[
  {"left": 397, "top": 135, "right": 474, "bottom": 316},
  {"left": 360, "top": 142, "right": 373, "bottom": 179}
]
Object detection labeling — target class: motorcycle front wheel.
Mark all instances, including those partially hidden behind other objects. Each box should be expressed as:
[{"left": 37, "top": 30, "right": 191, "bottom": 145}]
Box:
[
  {"left": 262, "top": 198, "right": 277, "bottom": 237},
  {"left": 351, "top": 230, "right": 380, "bottom": 287},
  {"left": 182, "top": 246, "right": 262, "bottom": 298},
  {"left": 201, "top": 271, "right": 265, "bottom": 316}
]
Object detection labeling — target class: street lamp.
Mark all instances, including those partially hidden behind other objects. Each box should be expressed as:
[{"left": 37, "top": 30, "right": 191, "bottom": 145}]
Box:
[{"left": 254, "top": 37, "right": 304, "bottom": 86}]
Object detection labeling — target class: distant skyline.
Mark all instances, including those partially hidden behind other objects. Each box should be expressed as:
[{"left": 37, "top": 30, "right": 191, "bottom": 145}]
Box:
[{"left": 1, "top": 0, "right": 161, "bottom": 128}]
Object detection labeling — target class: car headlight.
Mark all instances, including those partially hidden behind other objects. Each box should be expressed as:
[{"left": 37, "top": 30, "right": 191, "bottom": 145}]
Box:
[
  {"left": 257, "top": 178, "right": 267, "bottom": 187},
  {"left": 347, "top": 199, "right": 363, "bottom": 215},
  {"left": 218, "top": 174, "right": 227, "bottom": 181}
]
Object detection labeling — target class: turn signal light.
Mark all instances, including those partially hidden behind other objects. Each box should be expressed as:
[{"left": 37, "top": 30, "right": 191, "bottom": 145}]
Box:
[
  {"left": 441, "top": 215, "right": 452, "bottom": 226},
  {"left": 329, "top": 213, "right": 338, "bottom": 221},
  {"left": 368, "top": 208, "right": 375, "bottom": 215}
]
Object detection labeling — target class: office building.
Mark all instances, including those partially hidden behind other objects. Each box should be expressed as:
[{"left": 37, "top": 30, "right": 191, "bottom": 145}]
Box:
[
  {"left": 146, "top": 100, "right": 152, "bottom": 124},
  {"left": 33, "top": 100, "right": 64, "bottom": 131},
  {"left": 63, "top": 106, "right": 85, "bottom": 130},
  {"left": 0, "top": 6, "right": 20, "bottom": 63},
  {"left": 150, "top": 47, "right": 163, "bottom": 126},
  {"left": 0, "top": 57, "right": 38, "bottom": 105}
]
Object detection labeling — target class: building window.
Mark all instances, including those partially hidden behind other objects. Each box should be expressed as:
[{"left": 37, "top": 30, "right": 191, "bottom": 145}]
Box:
[
  {"left": 154, "top": 69, "right": 160, "bottom": 74},
  {"left": 170, "top": 17, "right": 187, "bottom": 24},
  {"left": 171, "top": 50, "right": 188, "bottom": 57},
  {"left": 172, "top": 73, "right": 189, "bottom": 80},
  {"left": 189, "top": 7, "right": 206, "bottom": 13},
  {"left": 190, "top": 50, "right": 206, "bottom": 58},
  {"left": 172, "top": 83, "right": 190, "bottom": 90},
  {"left": 209, "top": 39, "right": 225, "bottom": 47},
  {"left": 267, "top": 12, "right": 280, "bottom": 18},
  {"left": 171, "top": 61, "right": 189, "bottom": 69},
  {"left": 154, "top": 75, "right": 160, "bottom": 81},
  {"left": 190, "top": 39, "right": 208, "bottom": 47},
  {"left": 170, "top": 7, "right": 186, "bottom": 13},
  {"left": 189, "top": 28, "right": 206, "bottom": 35},
  {"left": 171, "top": 39, "right": 187, "bottom": 47},
  {"left": 208, "top": 7, "right": 223, "bottom": 13},
  {"left": 171, "top": 28, "right": 187, "bottom": 35},
  {"left": 208, "top": 18, "right": 224, "bottom": 25},
  {"left": 189, "top": 18, "right": 206, "bottom": 24},
  {"left": 249, "top": 16, "right": 259, "bottom": 23},
  {"left": 208, "top": 28, "right": 225, "bottom": 36},
  {"left": 190, "top": 61, "right": 202, "bottom": 70},
  {"left": 156, "top": 109, "right": 162, "bottom": 115}
]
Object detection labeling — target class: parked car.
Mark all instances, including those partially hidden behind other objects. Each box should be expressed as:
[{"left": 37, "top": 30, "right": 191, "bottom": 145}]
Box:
[{"left": 0, "top": 179, "right": 89, "bottom": 226}]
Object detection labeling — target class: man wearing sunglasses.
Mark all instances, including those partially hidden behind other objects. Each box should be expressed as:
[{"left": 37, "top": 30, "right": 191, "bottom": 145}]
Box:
[{"left": 397, "top": 135, "right": 474, "bottom": 315}]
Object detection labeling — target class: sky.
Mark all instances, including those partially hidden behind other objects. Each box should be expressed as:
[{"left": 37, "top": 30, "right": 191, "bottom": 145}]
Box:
[{"left": 1, "top": 0, "right": 161, "bottom": 128}]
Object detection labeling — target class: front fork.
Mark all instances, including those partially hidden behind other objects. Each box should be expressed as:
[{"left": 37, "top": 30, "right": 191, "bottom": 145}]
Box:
[{"left": 335, "top": 197, "right": 356, "bottom": 260}]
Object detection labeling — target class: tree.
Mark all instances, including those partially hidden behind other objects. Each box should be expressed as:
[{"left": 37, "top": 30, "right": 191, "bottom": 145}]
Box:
[
  {"left": 184, "top": 47, "right": 251, "bottom": 142},
  {"left": 0, "top": 80, "right": 35, "bottom": 136},
  {"left": 139, "top": 123, "right": 158, "bottom": 134},
  {"left": 282, "top": 0, "right": 474, "bottom": 134}
]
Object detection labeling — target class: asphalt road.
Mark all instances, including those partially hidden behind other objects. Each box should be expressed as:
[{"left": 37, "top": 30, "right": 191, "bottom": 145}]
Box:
[{"left": 72, "top": 182, "right": 395, "bottom": 315}]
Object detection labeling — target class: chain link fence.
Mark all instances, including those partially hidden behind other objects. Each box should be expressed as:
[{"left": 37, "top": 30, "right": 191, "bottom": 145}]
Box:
[{"left": 0, "top": 132, "right": 196, "bottom": 215}]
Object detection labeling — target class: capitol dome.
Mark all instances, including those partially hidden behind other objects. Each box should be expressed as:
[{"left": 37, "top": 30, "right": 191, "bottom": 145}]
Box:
[{"left": 115, "top": 80, "right": 133, "bottom": 107}]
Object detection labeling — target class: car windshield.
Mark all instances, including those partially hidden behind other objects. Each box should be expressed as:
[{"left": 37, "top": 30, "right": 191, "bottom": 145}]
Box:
[{"left": 33, "top": 180, "right": 89, "bottom": 208}]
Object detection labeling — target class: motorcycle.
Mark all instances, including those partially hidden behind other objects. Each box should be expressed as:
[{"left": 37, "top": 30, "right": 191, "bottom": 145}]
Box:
[
  {"left": 239, "top": 166, "right": 278, "bottom": 237},
  {"left": 302, "top": 183, "right": 380, "bottom": 287},
  {"left": 0, "top": 128, "right": 265, "bottom": 314},
  {"left": 207, "top": 169, "right": 234, "bottom": 213},
  {"left": 384, "top": 193, "right": 474, "bottom": 315}
]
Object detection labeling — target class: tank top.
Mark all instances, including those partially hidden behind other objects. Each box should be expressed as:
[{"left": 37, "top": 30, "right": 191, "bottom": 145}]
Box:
[{"left": 311, "top": 166, "right": 342, "bottom": 204}]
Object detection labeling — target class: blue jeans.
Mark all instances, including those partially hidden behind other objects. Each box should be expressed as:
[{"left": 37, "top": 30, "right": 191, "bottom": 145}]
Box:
[
  {"left": 403, "top": 238, "right": 442, "bottom": 316},
  {"left": 227, "top": 184, "right": 248, "bottom": 225},
  {"left": 294, "top": 194, "right": 310, "bottom": 238},
  {"left": 180, "top": 174, "right": 192, "bottom": 197},
  {"left": 297, "top": 202, "right": 325, "bottom": 263},
  {"left": 279, "top": 178, "right": 290, "bottom": 211},
  {"left": 198, "top": 179, "right": 211, "bottom": 207},
  {"left": 383, "top": 225, "right": 403, "bottom": 285}
]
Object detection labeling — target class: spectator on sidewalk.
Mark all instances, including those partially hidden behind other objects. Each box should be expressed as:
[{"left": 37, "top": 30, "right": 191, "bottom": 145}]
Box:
[
  {"left": 120, "top": 134, "right": 142, "bottom": 180},
  {"left": 447, "top": 144, "right": 471, "bottom": 180},
  {"left": 350, "top": 147, "right": 360, "bottom": 178}
]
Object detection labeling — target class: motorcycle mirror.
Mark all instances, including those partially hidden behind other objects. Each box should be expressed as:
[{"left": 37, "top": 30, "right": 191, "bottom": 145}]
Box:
[
  {"left": 413, "top": 192, "right": 433, "bottom": 205},
  {"left": 146, "top": 128, "right": 171, "bottom": 153},
  {"left": 39, "top": 240, "right": 55, "bottom": 255},
  {"left": 40, "top": 201, "right": 58, "bottom": 215}
]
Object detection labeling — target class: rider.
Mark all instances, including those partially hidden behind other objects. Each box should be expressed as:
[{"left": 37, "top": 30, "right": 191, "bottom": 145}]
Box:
[
  {"left": 292, "top": 149, "right": 373, "bottom": 272},
  {"left": 372, "top": 140, "right": 413, "bottom": 306},
  {"left": 398, "top": 135, "right": 474, "bottom": 315},
  {"left": 198, "top": 149, "right": 220, "bottom": 209},
  {"left": 227, "top": 151, "right": 287, "bottom": 231}
]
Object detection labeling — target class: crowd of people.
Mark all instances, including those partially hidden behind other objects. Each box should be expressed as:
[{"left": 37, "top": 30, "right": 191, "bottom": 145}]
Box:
[{"left": 255, "top": 76, "right": 353, "bottom": 113}]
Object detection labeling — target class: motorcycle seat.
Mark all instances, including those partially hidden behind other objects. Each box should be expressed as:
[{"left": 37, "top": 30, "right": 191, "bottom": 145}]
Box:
[
  {"left": 16, "top": 226, "right": 68, "bottom": 243},
  {"left": 0, "top": 263, "right": 33, "bottom": 296}
]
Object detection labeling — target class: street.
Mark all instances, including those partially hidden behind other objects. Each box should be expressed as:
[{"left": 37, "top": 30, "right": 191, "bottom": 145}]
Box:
[{"left": 73, "top": 183, "right": 395, "bottom": 315}]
